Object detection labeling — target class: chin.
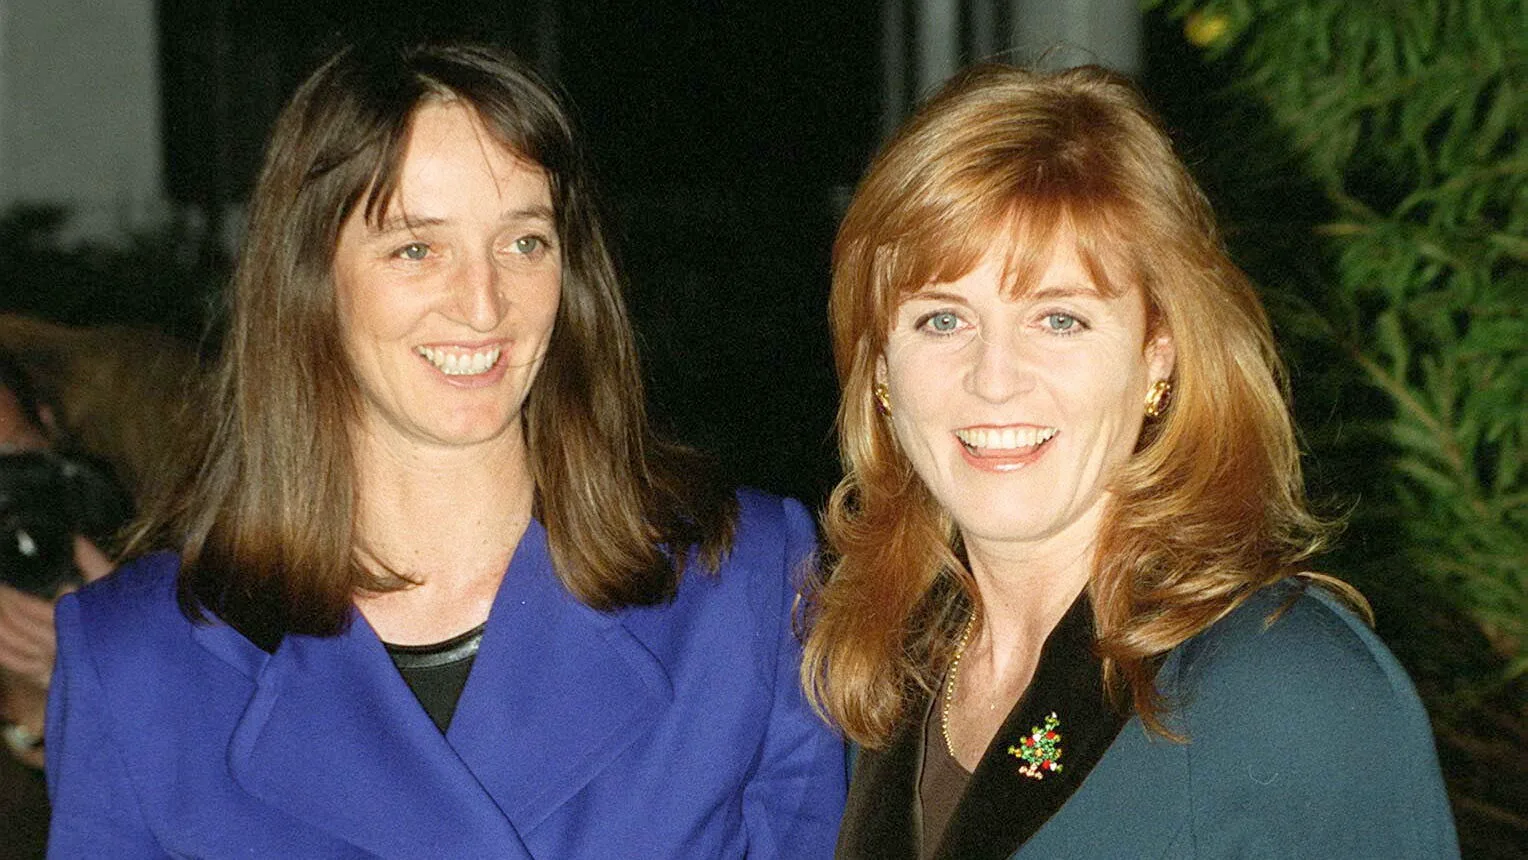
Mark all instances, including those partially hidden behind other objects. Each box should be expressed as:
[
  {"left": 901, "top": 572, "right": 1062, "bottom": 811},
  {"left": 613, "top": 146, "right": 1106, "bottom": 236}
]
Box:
[
  {"left": 434, "top": 419, "right": 520, "bottom": 447},
  {"left": 958, "top": 517, "right": 1056, "bottom": 547}
]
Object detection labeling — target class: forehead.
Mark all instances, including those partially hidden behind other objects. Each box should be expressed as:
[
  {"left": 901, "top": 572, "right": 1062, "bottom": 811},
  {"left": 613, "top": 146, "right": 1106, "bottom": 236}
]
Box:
[
  {"left": 405, "top": 101, "right": 513, "bottom": 161},
  {"left": 412, "top": 102, "right": 543, "bottom": 186},
  {"left": 361, "top": 100, "right": 552, "bottom": 228}
]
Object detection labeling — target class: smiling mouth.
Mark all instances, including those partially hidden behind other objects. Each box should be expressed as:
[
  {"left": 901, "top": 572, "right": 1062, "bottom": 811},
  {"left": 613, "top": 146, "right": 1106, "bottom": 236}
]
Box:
[
  {"left": 415, "top": 345, "right": 503, "bottom": 376},
  {"left": 954, "top": 426, "right": 1059, "bottom": 457}
]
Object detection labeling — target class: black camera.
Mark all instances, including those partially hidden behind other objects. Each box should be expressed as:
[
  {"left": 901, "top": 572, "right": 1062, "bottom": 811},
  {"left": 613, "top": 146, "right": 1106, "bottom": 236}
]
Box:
[{"left": 0, "top": 451, "right": 133, "bottom": 597}]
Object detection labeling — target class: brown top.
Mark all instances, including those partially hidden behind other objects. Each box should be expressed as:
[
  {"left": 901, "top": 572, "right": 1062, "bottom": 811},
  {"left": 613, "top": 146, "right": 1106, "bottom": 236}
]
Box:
[{"left": 918, "top": 690, "right": 972, "bottom": 858}]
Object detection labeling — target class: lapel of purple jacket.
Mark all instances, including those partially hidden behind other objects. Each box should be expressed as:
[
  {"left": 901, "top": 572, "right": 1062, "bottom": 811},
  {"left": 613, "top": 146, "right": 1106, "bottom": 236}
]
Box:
[{"left": 218, "top": 519, "right": 674, "bottom": 857}]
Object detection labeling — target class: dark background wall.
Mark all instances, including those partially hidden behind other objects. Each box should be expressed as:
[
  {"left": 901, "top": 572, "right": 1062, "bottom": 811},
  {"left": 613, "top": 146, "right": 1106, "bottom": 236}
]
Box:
[{"left": 148, "top": 0, "right": 883, "bottom": 505}]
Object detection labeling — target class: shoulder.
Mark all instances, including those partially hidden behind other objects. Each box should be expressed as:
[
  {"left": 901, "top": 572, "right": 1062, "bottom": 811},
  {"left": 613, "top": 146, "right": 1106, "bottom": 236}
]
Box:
[
  {"left": 610, "top": 491, "right": 821, "bottom": 739},
  {"left": 1163, "top": 579, "right": 1458, "bottom": 857},
  {"left": 53, "top": 554, "right": 198, "bottom": 721},
  {"left": 56, "top": 552, "right": 189, "bottom": 673},
  {"left": 697, "top": 489, "right": 816, "bottom": 611},
  {"left": 58, "top": 551, "right": 266, "bottom": 683},
  {"left": 62, "top": 551, "right": 185, "bottom": 643},
  {"left": 728, "top": 488, "right": 817, "bottom": 571},
  {"left": 729, "top": 490, "right": 817, "bottom": 630},
  {"left": 628, "top": 489, "right": 815, "bottom": 642},
  {"left": 1172, "top": 580, "right": 1419, "bottom": 720},
  {"left": 678, "top": 488, "right": 817, "bottom": 611}
]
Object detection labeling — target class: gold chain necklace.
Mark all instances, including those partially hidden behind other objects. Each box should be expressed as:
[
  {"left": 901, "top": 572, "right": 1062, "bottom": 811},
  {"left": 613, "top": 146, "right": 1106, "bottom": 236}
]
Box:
[{"left": 940, "top": 613, "right": 978, "bottom": 759}]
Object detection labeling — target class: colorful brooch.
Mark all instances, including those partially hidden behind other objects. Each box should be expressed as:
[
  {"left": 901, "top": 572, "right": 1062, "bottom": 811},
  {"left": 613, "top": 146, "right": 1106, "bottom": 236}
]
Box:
[{"left": 1007, "top": 712, "right": 1063, "bottom": 780}]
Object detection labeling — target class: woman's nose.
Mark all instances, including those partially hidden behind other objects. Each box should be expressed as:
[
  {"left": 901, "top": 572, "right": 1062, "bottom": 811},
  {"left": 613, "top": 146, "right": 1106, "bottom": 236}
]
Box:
[
  {"left": 966, "top": 328, "right": 1035, "bottom": 403},
  {"left": 451, "top": 252, "right": 509, "bottom": 332}
]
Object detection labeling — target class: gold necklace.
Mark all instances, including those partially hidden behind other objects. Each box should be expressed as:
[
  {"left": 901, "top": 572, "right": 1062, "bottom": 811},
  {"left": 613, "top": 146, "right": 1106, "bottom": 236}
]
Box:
[{"left": 940, "top": 613, "right": 977, "bottom": 759}]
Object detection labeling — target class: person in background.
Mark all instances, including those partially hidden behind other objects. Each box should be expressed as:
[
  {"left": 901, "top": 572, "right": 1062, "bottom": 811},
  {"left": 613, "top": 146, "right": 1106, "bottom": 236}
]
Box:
[
  {"left": 0, "top": 349, "right": 118, "bottom": 769},
  {"left": 0, "top": 348, "right": 115, "bottom": 859},
  {"left": 803, "top": 63, "right": 1457, "bottom": 858},
  {"left": 46, "top": 40, "right": 843, "bottom": 857}
]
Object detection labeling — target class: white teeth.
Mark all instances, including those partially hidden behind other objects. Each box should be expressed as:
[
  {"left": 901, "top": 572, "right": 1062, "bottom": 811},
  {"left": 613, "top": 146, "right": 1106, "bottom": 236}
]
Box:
[
  {"left": 955, "top": 426, "right": 1058, "bottom": 450},
  {"left": 416, "top": 346, "right": 502, "bottom": 376}
]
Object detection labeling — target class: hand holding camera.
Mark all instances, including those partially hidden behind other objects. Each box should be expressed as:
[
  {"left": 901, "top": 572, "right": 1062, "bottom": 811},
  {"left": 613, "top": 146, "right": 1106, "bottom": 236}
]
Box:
[{"left": 0, "top": 451, "right": 126, "bottom": 768}]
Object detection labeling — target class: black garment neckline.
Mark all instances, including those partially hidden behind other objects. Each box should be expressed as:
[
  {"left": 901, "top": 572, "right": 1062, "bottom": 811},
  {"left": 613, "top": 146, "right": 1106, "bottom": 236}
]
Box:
[{"left": 383, "top": 623, "right": 487, "bottom": 670}]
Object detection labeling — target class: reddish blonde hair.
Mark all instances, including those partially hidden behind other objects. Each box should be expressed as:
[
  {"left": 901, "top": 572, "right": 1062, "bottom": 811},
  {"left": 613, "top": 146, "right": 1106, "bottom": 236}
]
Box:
[{"left": 802, "top": 63, "right": 1362, "bottom": 745}]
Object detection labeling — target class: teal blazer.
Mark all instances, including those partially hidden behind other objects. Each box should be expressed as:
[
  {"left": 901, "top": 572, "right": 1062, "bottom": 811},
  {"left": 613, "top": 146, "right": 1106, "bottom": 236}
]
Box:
[{"left": 838, "top": 583, "right": 1459, "bottom": 859}]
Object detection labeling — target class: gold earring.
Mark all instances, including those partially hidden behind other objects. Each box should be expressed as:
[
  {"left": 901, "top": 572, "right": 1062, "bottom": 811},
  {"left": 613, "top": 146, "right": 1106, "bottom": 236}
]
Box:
[
  {"left": 873, "top": 382, "right": 892, "bottom": 417},
  {"left": 1144, "top": 379, "right": 1172, "bottom": 418}
]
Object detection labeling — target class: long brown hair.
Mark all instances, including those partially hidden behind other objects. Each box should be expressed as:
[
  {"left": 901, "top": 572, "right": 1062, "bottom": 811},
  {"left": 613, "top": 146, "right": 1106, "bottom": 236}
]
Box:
[
  {"left": 802, "top": 63, "right": 1363, "bottom": 745},
  {"left": 129, "top": 41, "right": 735, "bottom": 649}
]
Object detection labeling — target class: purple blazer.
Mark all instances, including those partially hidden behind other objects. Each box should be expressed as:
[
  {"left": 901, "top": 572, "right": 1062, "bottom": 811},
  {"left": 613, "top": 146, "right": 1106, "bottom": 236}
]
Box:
[{"left": 46, "top": 491, "right": 845, "bottom": 858}]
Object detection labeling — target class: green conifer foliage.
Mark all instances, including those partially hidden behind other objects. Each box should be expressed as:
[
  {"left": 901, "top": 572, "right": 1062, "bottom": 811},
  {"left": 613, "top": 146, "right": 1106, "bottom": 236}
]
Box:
[{"left": 1151, "top": 0, "right": 1525, "bottom": 673}]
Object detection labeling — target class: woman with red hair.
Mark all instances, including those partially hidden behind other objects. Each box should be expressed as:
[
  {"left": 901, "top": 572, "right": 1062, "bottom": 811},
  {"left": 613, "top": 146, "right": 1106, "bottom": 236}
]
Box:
[{"left": 803, "top": 63, "right": 1457, "bottom": 859}]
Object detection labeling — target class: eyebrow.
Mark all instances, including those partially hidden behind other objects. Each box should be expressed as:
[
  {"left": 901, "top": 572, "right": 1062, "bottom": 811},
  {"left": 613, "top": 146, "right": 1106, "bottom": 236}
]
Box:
[
  {"left": 371, "top": 215, "right": 445, "bottom": 235},
  {"left": 1026, "top": 284, "right": 1103, "bottom": 300},
  {"left": 902, "top": 289, "right": 968, "bottom": 305},
  {"left": 371, "top": 205, "right": 557, "bottom": 235}
]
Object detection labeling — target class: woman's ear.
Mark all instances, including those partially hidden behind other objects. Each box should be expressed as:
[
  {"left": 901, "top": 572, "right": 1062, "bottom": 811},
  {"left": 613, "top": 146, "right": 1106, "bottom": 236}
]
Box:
[{"left": 1145, "top": 329, "right": 1175, "bottom": 384}]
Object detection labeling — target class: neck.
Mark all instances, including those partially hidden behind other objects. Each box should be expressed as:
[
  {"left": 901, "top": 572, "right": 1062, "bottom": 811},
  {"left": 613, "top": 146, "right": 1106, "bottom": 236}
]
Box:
[
  {"left": 960, "top": 497, "right": 1107, "bottom": 691},
  {"left": 351, "top": 422, "right": 534, "bottom": 644},
  {"left": 966, "top": 542, "right": 1091, "bottom": 675}
]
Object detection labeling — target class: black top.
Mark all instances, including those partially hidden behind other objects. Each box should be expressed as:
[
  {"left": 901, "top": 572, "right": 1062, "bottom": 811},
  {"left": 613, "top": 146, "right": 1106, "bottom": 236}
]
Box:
[
  {"left": 840, "top": 594, "right": 1130, "bottom": 860},
  {"left": 384, "top": 624, "right": 486, "bottom": 733}
]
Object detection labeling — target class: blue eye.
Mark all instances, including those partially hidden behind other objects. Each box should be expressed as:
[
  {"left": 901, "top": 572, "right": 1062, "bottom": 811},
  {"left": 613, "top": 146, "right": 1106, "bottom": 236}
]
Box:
[
  {"left": 396, "top": 242, "right": 429, "bottom": 261},
  {"left": 925, "top": 312, "right": 960, "bottom": 333},
  {"left": 513, "top": 236, "right": 546, "bottom": 255},
  {"left": 1044, "top": 313, "right": 1081, "bottom": 333}
]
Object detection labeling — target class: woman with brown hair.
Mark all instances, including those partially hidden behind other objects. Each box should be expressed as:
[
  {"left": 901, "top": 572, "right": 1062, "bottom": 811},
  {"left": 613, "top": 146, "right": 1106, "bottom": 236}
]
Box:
[
  {"left": 803, "top": 63, "right": 1456, "bottom": 859},
  {"left": 45, "top": 40, "right": 843, "bottom": 857}
]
